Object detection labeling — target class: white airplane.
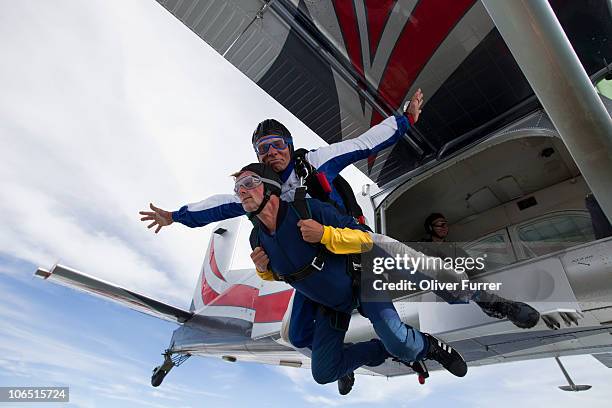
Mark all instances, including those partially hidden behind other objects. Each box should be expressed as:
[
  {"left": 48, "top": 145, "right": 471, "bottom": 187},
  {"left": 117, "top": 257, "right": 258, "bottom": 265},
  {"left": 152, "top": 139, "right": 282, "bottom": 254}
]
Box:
[{"left": 37, "top": 0, "right": 612, "bottom": 391}]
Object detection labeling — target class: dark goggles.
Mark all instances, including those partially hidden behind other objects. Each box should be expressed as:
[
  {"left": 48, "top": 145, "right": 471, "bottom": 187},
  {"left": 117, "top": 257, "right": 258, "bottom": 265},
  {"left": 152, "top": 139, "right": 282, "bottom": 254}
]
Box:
[{"left": 253, "top": 136, "right": 292, "bottom": 155}]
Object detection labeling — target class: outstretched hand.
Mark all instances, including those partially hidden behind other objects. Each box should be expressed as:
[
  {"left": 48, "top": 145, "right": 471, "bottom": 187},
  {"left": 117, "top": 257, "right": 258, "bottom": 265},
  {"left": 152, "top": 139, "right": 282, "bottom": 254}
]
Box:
[
  {"left": 404, "top": 88, "right": 424, "bottom": 123},
  {"left": 139, "top": 203, "right": 173, "bottom": 233}
]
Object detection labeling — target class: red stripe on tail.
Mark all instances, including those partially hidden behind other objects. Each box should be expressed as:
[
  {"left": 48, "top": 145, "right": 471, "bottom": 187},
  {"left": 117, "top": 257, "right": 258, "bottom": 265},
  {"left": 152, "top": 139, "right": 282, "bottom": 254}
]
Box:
[
  {"left": 209, "top": 237, "right": 226, "bottom": 282},
  {"left": 254, "top": 289, "right": 294, "bottom": 323},
  {"left": 208, "top": 284, "right": 259, "bottom": 309}
]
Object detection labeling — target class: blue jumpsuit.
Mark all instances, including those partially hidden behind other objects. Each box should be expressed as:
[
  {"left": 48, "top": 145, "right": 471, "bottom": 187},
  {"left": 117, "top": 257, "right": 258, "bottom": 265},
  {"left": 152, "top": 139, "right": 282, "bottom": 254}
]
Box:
[{"left": 254, "top": 199, "right": 427, "bottom": 384}]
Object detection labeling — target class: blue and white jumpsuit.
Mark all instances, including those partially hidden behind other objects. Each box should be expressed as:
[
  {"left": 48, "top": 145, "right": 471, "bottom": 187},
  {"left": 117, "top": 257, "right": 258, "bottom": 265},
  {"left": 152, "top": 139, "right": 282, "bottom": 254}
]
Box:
[{"left": 171, "top": 115, "right": 410, "bottom": 226}]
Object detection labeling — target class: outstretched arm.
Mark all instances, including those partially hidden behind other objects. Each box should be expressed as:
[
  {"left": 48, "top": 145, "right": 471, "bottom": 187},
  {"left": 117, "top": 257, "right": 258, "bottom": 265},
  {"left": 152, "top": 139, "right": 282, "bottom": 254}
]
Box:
[
  {"left": 140, "top": 194, "right": 246, "bottom": 232},
  {"left": 306, "top": 89, "right": 424, "bottom": 178},
  {"left": 173, "top": 194, "right": 246, "bottom": 228}
]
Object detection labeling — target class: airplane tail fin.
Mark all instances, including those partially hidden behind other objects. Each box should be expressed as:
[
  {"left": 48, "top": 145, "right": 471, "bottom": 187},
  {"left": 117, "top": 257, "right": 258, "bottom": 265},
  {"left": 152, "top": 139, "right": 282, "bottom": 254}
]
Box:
[
  {"left": 189, "top": 217, "right": 295, "bottom": 339},
  {"left": 35, "top": 264, "right": 192, "bottom": 324},
  {"left": 190, "top": 217, "right": 244, "bottom": 312}
]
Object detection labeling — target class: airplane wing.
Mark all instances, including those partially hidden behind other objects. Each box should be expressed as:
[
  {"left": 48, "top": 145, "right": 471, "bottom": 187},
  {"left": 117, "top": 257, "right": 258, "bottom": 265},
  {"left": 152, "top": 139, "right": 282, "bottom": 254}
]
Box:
[
  {"left": 35, "top": 265, "right": 193, "bottom": 323},
  {"left": 155, "top": 0, "right": 611, "bottom": 186},
  {"left": 592, "top": 353, "right": 612, "bottom": 368}
]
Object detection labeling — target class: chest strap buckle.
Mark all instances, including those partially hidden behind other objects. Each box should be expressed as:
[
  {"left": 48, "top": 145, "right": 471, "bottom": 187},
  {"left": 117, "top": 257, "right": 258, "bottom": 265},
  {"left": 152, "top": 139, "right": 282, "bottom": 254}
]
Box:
[{"left": 311, "top": 255, "right": 325, "bottom": 271}]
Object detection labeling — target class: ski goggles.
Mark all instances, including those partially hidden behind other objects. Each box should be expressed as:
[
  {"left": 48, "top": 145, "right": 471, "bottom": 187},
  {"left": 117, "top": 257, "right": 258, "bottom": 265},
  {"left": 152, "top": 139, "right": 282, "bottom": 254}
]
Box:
[
  {"left": 253, "top": 136, "right": 292, "bottom": 155},
  {"left": 234, "top": 174, "right": 281, "bottom": 194}
]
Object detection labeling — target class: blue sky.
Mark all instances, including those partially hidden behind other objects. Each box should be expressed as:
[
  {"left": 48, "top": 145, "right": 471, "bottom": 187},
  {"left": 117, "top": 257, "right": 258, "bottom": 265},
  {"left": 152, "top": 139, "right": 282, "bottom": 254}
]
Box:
[
  {"left": 1, "top": 1, "right": 611, "bottom": 407},
  {"left": 3, "top": 263, "right": 612, "bottom": 408}
]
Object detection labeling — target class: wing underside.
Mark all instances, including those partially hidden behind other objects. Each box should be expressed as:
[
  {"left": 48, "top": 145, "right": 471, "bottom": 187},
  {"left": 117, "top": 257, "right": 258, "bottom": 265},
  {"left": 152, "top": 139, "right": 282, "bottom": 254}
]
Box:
[
  {"left": 155, "top": 0, "right": 611, "bottom": 186},
  {"left": 35, "top": 264, "right": 193, "bottom": 324}
]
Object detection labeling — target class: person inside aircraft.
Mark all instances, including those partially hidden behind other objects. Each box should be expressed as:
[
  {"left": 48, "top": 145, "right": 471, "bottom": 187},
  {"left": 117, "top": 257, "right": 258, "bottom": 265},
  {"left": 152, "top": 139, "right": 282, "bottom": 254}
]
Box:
[
  {"left": 420, "top": 212, "right": 541, "bottom": 325},
  {"left": 234, "top": 163, "right": 469, "bottom": 385},
  {"left": 140, "top": 88, "right": 424, "bottom": 395},
  {"left": 423, "top": 212, "right": 450, "bottom": 244}
]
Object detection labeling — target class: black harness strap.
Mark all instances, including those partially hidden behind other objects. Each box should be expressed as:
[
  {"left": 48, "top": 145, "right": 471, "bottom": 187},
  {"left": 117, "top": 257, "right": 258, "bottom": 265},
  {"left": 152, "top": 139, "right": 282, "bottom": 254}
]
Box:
[
  {"left": 268, "top": 192, "right": 328, "bottom": 284},
  {"left": 319, "top": 304, "right": 352, "bottom": 332},
  {"left": 292, "top": 186, "right": 310, "bottom": 220},
  {"left": 293, "top": 148, "right": 365, "bottom": 221},
  {"left": 250, "top": 197, "right": 326, "bottom": 284},
  {"left": 249, "top": 154, "right": 357, "bottom": 330},
  {"left": 249, "top": 190, "right": 272, "bottom": 217},
  {"left": 270, "top": 244, "right": 326, "bottom": 284}
]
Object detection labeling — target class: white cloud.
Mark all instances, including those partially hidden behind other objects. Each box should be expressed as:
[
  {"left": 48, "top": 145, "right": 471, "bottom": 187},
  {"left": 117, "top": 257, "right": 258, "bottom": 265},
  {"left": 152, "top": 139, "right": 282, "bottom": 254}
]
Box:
[
  {"left": 0, "top": 0, "right": 348, "bottom": 309},
  {"left": 0, "top": 283, "right": 229, "bottom": 407},
  {"left": 3, "top": 1, "right": 612, "bottom": 407}
]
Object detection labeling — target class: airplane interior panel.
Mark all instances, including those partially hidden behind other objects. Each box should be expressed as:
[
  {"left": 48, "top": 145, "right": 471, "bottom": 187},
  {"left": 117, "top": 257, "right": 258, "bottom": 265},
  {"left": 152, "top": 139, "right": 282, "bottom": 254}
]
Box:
[{"left": 384, "top": 135, "right": 595, "bottom": 256}]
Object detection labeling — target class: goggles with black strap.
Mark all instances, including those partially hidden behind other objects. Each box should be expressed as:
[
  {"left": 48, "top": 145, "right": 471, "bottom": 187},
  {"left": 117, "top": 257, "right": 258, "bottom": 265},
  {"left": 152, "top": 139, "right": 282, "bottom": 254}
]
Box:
[
  {"left": 253, "top": 135, "right": 292, "bottom": 156},
  {"left": 234, "top": 174, "right": 281, "bottom": 194}
]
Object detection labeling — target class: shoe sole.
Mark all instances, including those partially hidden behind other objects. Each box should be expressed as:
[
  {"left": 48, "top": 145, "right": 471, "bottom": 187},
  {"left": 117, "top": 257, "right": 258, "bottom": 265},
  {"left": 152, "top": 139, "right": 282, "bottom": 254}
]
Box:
[
  {"left": 448, "top": 360, "right": 468, "bottom": 377},
  {"left": 510, "top": 309, "right": 541, "bottom": 329}
]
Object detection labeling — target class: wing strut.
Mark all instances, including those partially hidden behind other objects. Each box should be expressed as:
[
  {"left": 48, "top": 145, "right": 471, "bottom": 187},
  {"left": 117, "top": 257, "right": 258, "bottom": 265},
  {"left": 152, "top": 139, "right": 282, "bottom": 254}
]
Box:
[
  {"left": 554, "top": 357, "right": 592, "bottom": 392},
  {"left": 481, "top": 0, "right": 612, "bottom": 224}
]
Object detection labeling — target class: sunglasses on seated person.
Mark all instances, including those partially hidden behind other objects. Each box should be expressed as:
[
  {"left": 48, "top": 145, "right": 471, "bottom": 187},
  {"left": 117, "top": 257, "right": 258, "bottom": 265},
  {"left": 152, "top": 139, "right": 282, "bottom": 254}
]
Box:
[{"left": 253, "top": 135, "right": 292, "bottom": 155}]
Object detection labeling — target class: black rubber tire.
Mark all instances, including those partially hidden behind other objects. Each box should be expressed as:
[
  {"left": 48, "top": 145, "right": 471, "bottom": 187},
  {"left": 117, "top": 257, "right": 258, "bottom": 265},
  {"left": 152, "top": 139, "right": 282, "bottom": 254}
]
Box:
[{"left": 151, "top": 369, "right": 167, "bottom": 387}]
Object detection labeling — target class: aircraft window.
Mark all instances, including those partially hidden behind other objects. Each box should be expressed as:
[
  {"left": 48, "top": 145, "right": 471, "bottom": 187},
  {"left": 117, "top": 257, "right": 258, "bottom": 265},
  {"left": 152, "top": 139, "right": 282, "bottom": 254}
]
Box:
[
  {"left": 462, "top": 230, "right": 517, "bottom": 274},
  {"left": 516, "top": 213, "right": 595, "bottom": 257}
]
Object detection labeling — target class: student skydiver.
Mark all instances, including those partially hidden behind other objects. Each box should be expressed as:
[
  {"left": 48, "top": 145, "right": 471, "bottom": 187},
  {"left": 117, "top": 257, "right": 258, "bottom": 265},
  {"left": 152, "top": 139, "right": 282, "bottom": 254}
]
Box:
[
  {"left": 233, "top": 163, "right": 469, "bottom": 385},
  {"left": 140, "top": 89, "right": 425, "bottom": 395}
]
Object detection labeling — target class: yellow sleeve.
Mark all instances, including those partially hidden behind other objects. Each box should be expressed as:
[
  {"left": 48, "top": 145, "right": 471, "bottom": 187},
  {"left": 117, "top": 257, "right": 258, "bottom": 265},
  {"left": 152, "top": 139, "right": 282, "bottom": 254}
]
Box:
[
  {"left": 256, "top": 268, "right": 276, "bottom": 281},
  {"left": 319, "top": 226, "right": 373, "bottom": 254}
]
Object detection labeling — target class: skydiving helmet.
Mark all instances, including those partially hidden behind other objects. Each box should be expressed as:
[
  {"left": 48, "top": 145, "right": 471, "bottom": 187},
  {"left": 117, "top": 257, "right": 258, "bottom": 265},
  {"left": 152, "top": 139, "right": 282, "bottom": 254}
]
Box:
[{"left": 252, "top": 119, "right": 294, "bottom": 156}]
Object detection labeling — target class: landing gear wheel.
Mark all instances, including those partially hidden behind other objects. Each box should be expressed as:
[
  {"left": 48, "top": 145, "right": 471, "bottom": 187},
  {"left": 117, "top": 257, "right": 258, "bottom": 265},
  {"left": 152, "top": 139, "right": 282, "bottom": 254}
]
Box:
[
  {"left": 150, "top": 349, "right": 190, "bottom": 387},
  {"left": 151, "top": 367, "right": 168, "bottom": 387}
]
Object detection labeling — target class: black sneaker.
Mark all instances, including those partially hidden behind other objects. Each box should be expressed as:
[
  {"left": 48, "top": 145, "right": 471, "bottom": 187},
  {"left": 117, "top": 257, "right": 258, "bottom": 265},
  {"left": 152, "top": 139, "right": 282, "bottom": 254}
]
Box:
[
  {"left": 423, "top": 333, "right": 467, "bottom": 377},
  {"left": 476, "top": 292, "right": 540, "bottom": 329},
  {"left": 337, "top": 372, "right": 355, "bottom": 395}
]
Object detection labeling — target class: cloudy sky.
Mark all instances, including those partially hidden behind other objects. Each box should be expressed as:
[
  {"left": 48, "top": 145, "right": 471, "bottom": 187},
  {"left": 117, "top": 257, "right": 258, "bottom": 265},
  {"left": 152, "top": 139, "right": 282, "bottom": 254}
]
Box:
[{"left": 1, "top": 1, "right": 611, "bottom": 407}]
